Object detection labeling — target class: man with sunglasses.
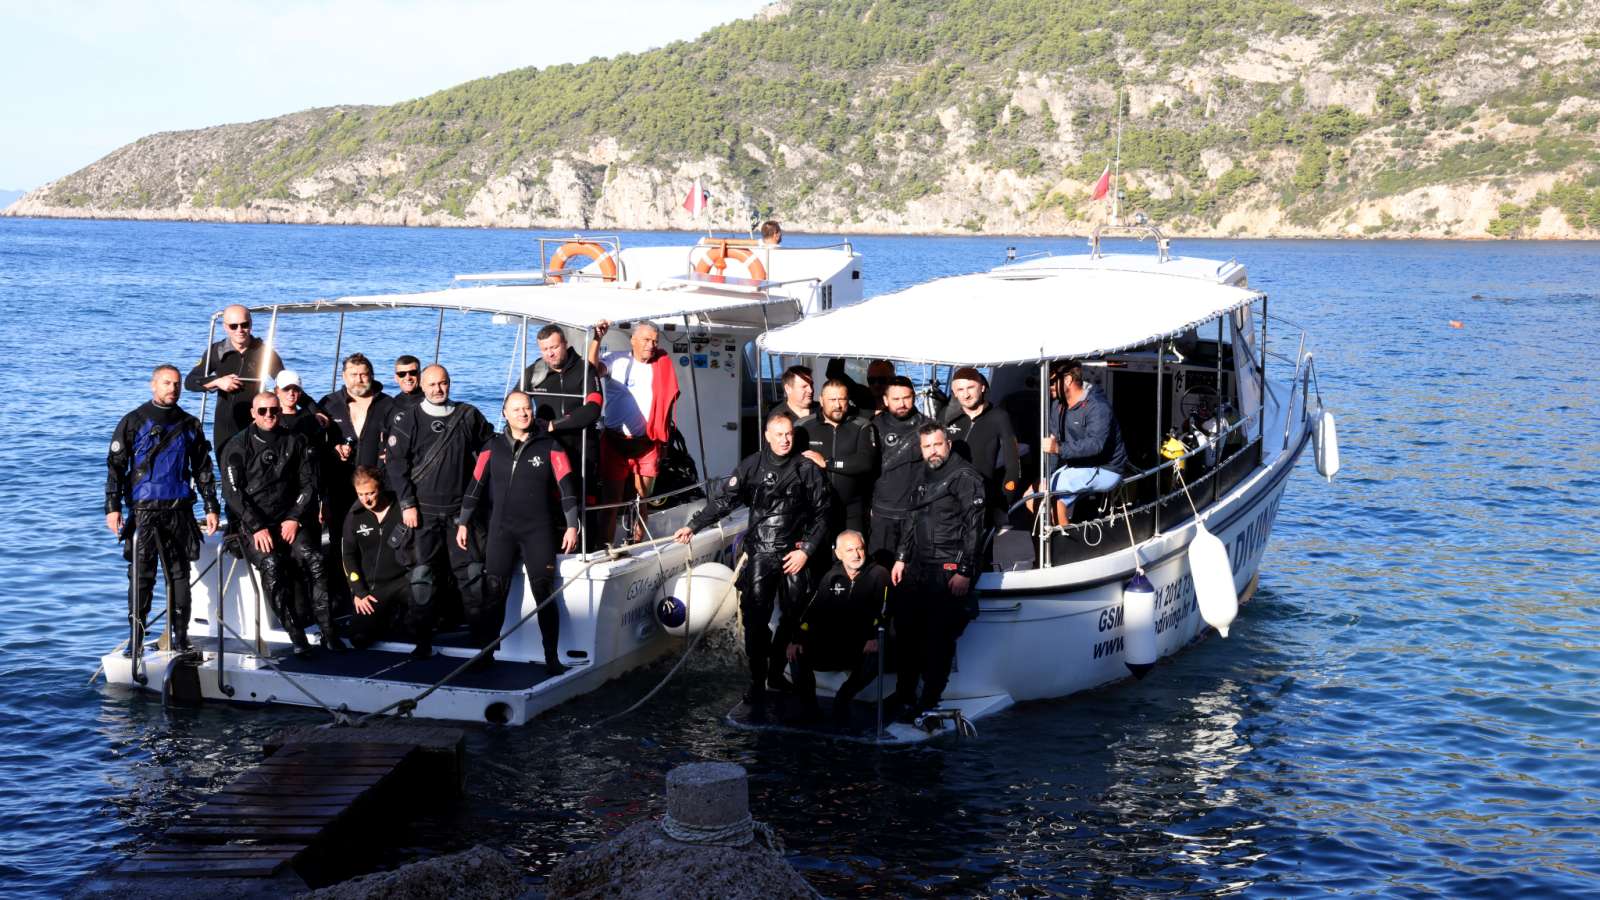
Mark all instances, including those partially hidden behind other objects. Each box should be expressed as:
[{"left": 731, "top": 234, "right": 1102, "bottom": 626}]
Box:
[
  {"left": 220, "top": 391, "right": 342, "bottom": 654},
  {"left": 391, "top": 355, "right": 424, "bottom": 409},
  {"left": 187, "top": 304, "right": 284, "bottom": 466}
]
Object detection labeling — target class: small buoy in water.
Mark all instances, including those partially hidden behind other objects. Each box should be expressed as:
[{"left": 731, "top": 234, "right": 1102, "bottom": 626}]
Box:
[
  {"left": 1449, "top": 320, "right": 1463, "bottom": 329},
  {"left": 1189, "top": 523, "right": 1237, "bottom": 638},
  {"left": 1122, "top": 574, "right": 1157, "bottom": 678},
  {"left": 658, "top": 562, "right": 736, "bottom": 637},
  {"left": 1314, "top": 406, "right": 1340, "bottom": 482}
]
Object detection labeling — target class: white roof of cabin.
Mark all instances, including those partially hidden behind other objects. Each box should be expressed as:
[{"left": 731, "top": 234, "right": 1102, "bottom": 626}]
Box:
[{"left": 758, "top": 253, "right": 1263, "bottom": 365}]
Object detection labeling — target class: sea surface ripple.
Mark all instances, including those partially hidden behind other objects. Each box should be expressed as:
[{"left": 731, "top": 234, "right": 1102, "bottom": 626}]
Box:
[{"left": 1, "top": 220, "right": 1596, "bottom": 897}]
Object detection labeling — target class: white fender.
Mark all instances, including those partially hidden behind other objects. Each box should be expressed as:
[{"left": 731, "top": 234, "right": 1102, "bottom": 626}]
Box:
[
  {"left": 1122, "top": 574, "right": 1157, "bottom": 678},
  {"left": 1315, "top": 406, "right": 1340, "bottom": 481},
  {"left": 1189, "top": 522, "right": 1238, "bottom": 638},
  {"left": 658, "top": 562, "right": 737, "bottom": 637}
]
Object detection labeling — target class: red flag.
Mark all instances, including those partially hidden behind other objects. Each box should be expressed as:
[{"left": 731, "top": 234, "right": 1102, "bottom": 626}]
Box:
[
  {"left": 681, "top": 178, "right": 709, "bottom": 216},
  {"left": 1090, "top": 165, "right": 1111, "bottom": 201}
]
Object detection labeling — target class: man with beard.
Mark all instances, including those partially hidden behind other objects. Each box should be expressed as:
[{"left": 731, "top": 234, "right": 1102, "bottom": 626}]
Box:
[
  {"left": 798, "top": 378, "right": 878, "bottom": 539},
  {"left": 106, "top": 364, "right": 221, "bottom": 654},
  {"left": 889, "top": 423, "right": 986, "bottom": 724},
  {"left": 320, "top": 353, "right": 395, "bottom": 562},
  {"left": 187, "top": 304, "right": 284, "bottom": 467},
  {"left": 387, "top": 364, "right": 495, "bottom": 656},
  {"left": 221, "top": 391, "right": 342, "bottom": 654},
  {"left": 867, "top": 376, "right": 929, "bottom": 567},
  {"left": 942, "top": 367, "right": 1022, "bottom": 526},
  {"left": 673, "top": 414, "right": 831, "bottom": 721}
]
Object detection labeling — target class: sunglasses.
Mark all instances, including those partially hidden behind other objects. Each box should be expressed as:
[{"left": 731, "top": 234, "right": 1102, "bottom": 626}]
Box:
[
  {"left": 255, "top": 407, "right": 281, "bottom": 416},
  {"left": 226, "top": 321, "right": 253, "bottom": 331},
  {"left": 394, "top": 369, "right": 420, "bottom": 378}
]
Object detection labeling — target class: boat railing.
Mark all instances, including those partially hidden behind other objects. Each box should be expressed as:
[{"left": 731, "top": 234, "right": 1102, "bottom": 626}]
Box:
[
  {"left": 1088, "top": 221, "right": 1172, "bottom": 262},
  {"left": 1003, "top": 408, "right": 1264, "bottom": 569},
  {"left": 536, "top": 235, "right": 628, "bottom": 284},
  {"left": 578, "top": 476, "right": 724, "bottom": 559}
]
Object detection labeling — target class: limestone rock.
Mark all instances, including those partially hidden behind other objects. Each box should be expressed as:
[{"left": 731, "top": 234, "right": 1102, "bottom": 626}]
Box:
[
  {"left": 546, "top": 821, "right": 816, "bottom": 900},
  {"left": 298, "top": 845, "right": 524, "bottom": 900}
]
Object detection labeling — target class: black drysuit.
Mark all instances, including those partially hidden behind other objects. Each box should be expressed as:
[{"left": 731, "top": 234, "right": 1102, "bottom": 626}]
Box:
[
  {"left": 386, "top": 401, "right": 495, "bottom": 640},
  {"left": 791, "top": 562, "right": 889, "bottom": 709},
  {"left": 185, "top": 337, "right": 283, "bottom": 465},
  {"left": 893, "top": 456, "right": 987, "bottom": 712},
  {"left": 458, "top": 431, "right": 581, "bottom": 660},
  {"left": 106, "top": 401, "right": 219, "bottom": 648},
  {"left": 318, "top": 387, "right": 395, "bottom": 572},
  {"left": 523, "top": 347, "right": 603, "bottom": 500},
  {"left": 684, "top": 448, "right": 831, "bottom": 698},
  {"left": 341, "top": 499, "right": 410, "bottom": 648},
  {"left": 796, "top": 411, "right": 878, "bottom": 536},
  {"left": 944, "top": 405, "right": 1022, "bottom": 525},
  {"left": 221, "top": 424, "right": 335, "bottom": 645},
  {"left": 867, "top": 408, "right": 929, "bottom": 564}
]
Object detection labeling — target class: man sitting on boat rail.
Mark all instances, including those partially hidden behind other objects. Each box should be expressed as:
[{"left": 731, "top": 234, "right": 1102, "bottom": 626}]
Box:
[
  {"left": 186, "top": 304, "right": 283, "bottom": 469},
  {"left": 673, "top": 413, "right": 832, "bottom": 722},
  {"left": 589, "top": 319, "right": 678, "bottom": 544},
  {"left": 386, "top": 364, "right": 495, "bottom": 658},
  {"left": 1039, "top": 360, "right": 1128, "bottom": 523}
]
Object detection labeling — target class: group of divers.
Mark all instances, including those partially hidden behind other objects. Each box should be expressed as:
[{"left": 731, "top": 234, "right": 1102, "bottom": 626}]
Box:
[{"left": 108, "top": 302, "right": 1129, "bottom": 728}]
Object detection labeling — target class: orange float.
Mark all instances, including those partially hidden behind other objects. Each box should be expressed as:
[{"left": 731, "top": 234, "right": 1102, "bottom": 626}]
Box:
[
  {"left": 693, "top": 242, "right": 768, "bottom": 282},
  {"left": 547, "top": 241, "right": 618, "bottom": 283}
]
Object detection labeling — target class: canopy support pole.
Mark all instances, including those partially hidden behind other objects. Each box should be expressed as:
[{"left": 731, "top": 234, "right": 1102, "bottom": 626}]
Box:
[
  {"left": 330, "top": 311, "right": 346, "bottom": 395},
  {"left": 1037, "top": 359, "right": 1049, "bottom": 569},
  {"left": 1214, "top": 317, "right": 1224, "bottom": 506},
  {"left": 197, "top": 313, "right": 219, "bottom": 433},
  {"left": 518, "top": 317, "right": 530, "bottom": 391},
  {"left": 1154, "top": 349, "right": 1164, "bottom": 536},
  {"left": 580, "top": 327, "right": 593, "bottom": 558},
  {"left": 432, "top": 308, "right": 445, "bottom": 364},
  {"left": 683, "top": 315, "right": 710, "bottom": 481}
]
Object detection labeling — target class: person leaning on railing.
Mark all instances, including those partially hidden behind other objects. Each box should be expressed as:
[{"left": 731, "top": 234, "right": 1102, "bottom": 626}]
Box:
[{"left": 1038, "top": 360, "right": 1128, "bottom": 523}]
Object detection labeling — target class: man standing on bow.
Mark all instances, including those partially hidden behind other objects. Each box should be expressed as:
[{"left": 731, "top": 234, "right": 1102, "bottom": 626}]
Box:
[
  {"left": 673, "top": 414, "right": 831, "bottom": 721},
  {"left": 386, "top": 364, "right": 495, "bottom": 656},
  {"left": 106, "top": 365, "right": 221, "bottom": 654}
]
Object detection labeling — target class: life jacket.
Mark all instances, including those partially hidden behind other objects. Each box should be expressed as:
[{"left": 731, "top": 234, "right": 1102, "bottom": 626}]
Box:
[{"left": 131, "top": 415, "right": 197, "bottom": 504}]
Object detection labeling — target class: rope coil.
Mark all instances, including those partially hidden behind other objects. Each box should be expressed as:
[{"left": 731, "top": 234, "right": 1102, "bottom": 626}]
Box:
[{"left": 659, "top": 813, "right": 783, "bottom": 852}]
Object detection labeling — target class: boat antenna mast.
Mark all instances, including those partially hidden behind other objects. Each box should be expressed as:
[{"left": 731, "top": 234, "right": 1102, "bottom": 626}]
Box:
[{"left": 1111, "top": 86, "right": 1123, "bottom": 228}]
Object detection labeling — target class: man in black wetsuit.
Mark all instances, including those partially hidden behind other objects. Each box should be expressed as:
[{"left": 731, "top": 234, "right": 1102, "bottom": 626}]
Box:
[
  {"left": 868, "top": 376, "right": 929, "bottom": 567},
  {"left": 890, "top": 423, "right": 987, "bottom": 723},
  {"left": 186, "top": 304, "right": 284, "bottom": 466},
  {"left": 106, "top": 364, "right": 221, "bottom": 654},
  {"left": 387, "top": 363, "right": 495, "bottom": 657},
  {"left": 456, "top": 391, "right": 581, "bottom": 670},
  {"left": 767, "top": 365, "right": 818, "bottom": 426},
  {"left": 673, "top": 413, "right": 831, "bottom": 721},
  {"left": 221, "top": 391, "right": 342, "bottom": 654},
  {"left": 943, "top": 367, "right": 1022, "bottom": 526},
  {"left": 391, "top": 355, "right": 424, "bottom": 409},
  {"left": 522, "top": 324, "right": 602, "bottom": 504},
  {"left": 798, "top": 378, "right": 878, "bottom": 538},
  {"left": 320, "top": 353, "right": 394, "bottom": 568},
  {"left": 341, "top": 466, "right": 410, "bottom": 649},
  {"left": 786, "top": 530, "right": 889, "bottom": 725}
]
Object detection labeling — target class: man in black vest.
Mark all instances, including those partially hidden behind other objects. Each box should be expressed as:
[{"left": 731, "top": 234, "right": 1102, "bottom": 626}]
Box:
[
  {"left": 221, "top": 391, "right": 341, "bottom": 654},
  {"left": 186, "top": 304, "right": 284, "bottom": 467},
  {"left": 890, "top": 423, "right": 987, "bottom": 723},
  {"left": 798, "top": 378, "right": 878, "bottom": 539},
  {"left": 673, "top": 413, "right": 831, "bottom": 721},
  {"left": 522, "top": 324, "right": 601, "bottom": 504},
  {"left": 106, "top": 365, "right": 221, "bottom": 654},
  {"left": 319, "top": 353, "right": 394, "bottom": 566},
  {"left": 942, "top": 367, "right": 1022, "bottom": 525},
  {"left": 386, "top": 364, "right": 494, "bottom": 656}
]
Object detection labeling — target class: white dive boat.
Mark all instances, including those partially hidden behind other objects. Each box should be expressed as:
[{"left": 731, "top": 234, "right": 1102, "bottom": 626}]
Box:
[
  {"left": 100, "top": 235, "right": 864, "bottom": 725},
  {"left": 752, "top": 226, "right": 1337, "bottom": 742}
]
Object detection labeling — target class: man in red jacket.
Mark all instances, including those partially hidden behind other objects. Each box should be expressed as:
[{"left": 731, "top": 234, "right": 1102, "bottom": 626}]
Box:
[{"left": 588, "top": 319, "right": 679, "bottom": 544}]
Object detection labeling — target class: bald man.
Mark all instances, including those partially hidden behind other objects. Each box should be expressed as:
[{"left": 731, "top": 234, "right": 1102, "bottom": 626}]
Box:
[{"left": 187, "top": 303, "right": 284, "bottom": 465}]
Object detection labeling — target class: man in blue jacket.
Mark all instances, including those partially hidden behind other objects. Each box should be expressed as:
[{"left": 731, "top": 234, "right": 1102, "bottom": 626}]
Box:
[{"left": 1041, "top": 360, "right": 1128, "bottom": 521}]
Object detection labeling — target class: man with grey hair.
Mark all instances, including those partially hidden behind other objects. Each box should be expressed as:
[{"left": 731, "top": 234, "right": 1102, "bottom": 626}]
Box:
[
  {"left": 588, "top": 319, "right": 679, "bottom": 543},
  {"left": 786, "top": 529, "right": 889, "bottom": 726}
]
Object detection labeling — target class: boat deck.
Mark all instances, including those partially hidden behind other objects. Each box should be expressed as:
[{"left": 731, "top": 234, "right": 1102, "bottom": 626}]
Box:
[{"left": 188, "top": 635, "right": 563, "bottom": 693}]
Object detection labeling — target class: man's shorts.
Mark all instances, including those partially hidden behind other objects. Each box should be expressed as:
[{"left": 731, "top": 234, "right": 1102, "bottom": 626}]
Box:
[{"left": 601, "top": 430, "right": 662, "bottom": 482}]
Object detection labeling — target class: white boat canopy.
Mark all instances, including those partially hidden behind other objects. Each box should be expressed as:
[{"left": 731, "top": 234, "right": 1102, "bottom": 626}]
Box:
[
  {"left": 248, "top": 281, "right": 803, "bottom": 330},
  {"left": 758, "top": 254, "right": 1264, "bottom": 365}
]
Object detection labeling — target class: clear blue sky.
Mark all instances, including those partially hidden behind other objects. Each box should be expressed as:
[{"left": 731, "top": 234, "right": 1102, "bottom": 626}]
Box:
[{"left": 0, "top": 0, "right": 766, "bottom": 190}]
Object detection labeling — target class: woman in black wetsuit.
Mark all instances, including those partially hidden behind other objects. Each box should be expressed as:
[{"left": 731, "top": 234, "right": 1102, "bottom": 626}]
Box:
[{"left": 456, "top": 391, "right": 580, "bottom": 671}]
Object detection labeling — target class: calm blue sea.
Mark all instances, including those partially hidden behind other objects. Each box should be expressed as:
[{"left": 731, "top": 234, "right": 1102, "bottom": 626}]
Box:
[{"left": 1, "top": 218, "right": 1597, "bottom": 897}]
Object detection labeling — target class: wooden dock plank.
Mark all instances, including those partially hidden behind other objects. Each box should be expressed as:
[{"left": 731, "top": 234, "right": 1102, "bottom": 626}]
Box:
[
  {"left": 112, "top": 856, "right": 292, "bottom": 877},
  {"left": 165, "top": 824, "right": 324, "bottom": 841}
]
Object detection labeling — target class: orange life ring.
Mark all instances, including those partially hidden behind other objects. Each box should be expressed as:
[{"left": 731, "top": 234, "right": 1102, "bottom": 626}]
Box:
[
  {"left": 694, "top": 243, "right": 768, "bottom": 282},
  {"left": 547, "top": 241, "right": 618, "bottom": 283}
]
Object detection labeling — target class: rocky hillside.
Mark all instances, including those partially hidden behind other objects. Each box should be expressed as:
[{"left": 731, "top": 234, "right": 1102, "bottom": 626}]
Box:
[{"left": 8, "top": 0, "right": 1600, "bottom": 238}]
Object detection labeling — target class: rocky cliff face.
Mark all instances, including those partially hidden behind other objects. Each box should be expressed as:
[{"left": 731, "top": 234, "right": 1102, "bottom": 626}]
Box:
[{"left": 9, "top": 1, "right": 1600, "bottom": 239}]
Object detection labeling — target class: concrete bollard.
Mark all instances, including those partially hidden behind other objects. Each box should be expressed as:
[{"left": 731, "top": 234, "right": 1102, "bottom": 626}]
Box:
[{"left": 665, "top": 762, "right": 750, "bottom": 837}]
